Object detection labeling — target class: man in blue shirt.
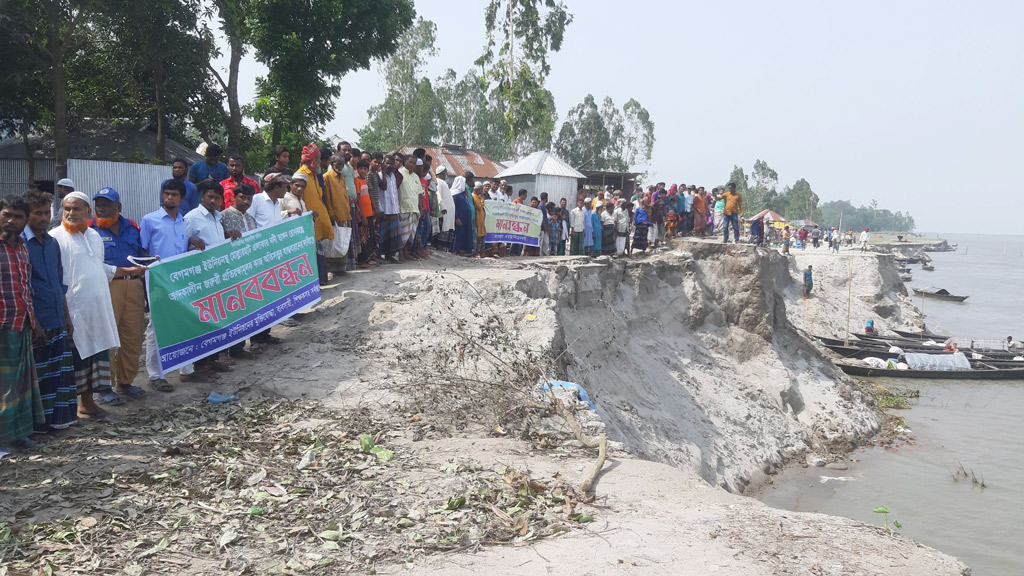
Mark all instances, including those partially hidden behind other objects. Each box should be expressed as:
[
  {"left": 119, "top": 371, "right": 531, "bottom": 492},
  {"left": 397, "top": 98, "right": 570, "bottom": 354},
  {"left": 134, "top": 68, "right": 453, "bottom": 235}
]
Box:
[
  {"left": 140, "top": 180, "right": 205, "bottom": 391},
  {"left": 91, "top": 187, "right": 150, "bottom": 400},
  {"left": 22, "top": 189, "right": 77, "bottom": 430},
  {"left": 187, "top": 144, "right": 229, "bottom": 184},
  {"left": 164, "top": 158, "right": 200, "bottom": 215},
  {"left": 803, "top": 265, "right": 814, "bottom": 299}
]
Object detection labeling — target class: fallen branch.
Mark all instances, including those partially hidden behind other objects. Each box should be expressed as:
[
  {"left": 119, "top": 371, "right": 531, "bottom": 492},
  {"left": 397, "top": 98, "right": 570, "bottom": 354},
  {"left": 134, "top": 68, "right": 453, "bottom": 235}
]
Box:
[{"left": 554, "top": 397, "right": 608, "bottom": 493}]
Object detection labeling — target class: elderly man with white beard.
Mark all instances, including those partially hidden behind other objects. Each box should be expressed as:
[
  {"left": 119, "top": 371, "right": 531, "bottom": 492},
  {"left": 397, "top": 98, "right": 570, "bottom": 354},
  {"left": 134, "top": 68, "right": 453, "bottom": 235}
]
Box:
[{"left": 50, "top": 192, "right": 133, "bottom": 419}]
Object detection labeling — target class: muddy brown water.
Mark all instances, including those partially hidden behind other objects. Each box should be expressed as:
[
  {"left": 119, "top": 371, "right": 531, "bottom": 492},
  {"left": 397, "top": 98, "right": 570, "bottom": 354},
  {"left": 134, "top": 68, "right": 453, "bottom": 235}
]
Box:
[{"left": 760, "top": 233, "right": 1024, "bottom": 575}]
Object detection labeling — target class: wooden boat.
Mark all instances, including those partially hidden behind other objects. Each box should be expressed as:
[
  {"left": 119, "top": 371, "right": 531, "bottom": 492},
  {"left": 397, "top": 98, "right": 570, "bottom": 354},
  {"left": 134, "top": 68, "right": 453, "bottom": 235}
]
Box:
[
  {"left": 912, "top": 287, "right": 968, "bottom": 302},
  {"left": 896, "top": 265, "right": 911, "bottom": 273},
  {"left": 836, "top": 362, "right": 1024, "bottom": 380},
  {"left": 891, "top": 328, "right": 946, "bottom": 340},
  {"left": 824, "top": 344, "right": 1024, "bottom": 366},
  {"left": 899, "top": 273, "right": 913, "bottom": 282},
  {"left": 921, "top": 264, "right": 935, "bottom": 271}
]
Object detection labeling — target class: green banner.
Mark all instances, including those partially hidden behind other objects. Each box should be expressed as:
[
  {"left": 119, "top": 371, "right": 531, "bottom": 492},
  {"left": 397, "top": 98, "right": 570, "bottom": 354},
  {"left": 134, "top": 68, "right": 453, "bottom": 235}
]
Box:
[
  {"left": 484, "top": 200, "right": 544, "bottom": 246},
  {"left": 146, "top": 215, "right": 320, "bottom": 372}
]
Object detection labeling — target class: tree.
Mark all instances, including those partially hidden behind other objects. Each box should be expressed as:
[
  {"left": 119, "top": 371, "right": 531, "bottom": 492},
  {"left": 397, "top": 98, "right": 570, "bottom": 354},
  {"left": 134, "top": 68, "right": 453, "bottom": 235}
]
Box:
[
  {"left": 90, "top": 0, "right": 217, "bottom": 160},
  {"left": 356, "top": 17, "right": 444, "bottom": 152},
  {"left": 554, "top": 94, "right": 608, "bottom": 169},
  {"left": 477, "top": 0, "right": 572, "bottom": 157},
  {"left": 553, "top": 94, "right": 655, "bottom": 171},
  {"left": 434, "top": 68, "right": 510, "bottom": 159},
  {"left": 620, "top": 99, "right": 655, "bottom": 171},
  {"left": 782, "top": 178, "right": 821, "bottom": 222},
  {"left": 0, "top": 3, "right": 51, "bottom": 179},
  {"left": 2, "top": 0, "right": 89, "bottom": 178},
  {"left": 748, "top": 159, "right": 779, "bottom": 213},
  {"left": 248, "top": 0, "right": 417, "bottom": 147},
  {"left": 726, "top": 165, "right": 750, "bottom": 197}
]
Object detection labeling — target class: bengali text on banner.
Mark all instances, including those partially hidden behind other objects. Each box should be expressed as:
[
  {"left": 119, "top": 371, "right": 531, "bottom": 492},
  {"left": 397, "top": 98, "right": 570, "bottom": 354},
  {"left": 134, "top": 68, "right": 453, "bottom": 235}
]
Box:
[
  {"left": 483, "top": 200, "right": 544, "bottom": 247},
  {"left": 146, "top": 214, "right": 320, "bottom": 372}
]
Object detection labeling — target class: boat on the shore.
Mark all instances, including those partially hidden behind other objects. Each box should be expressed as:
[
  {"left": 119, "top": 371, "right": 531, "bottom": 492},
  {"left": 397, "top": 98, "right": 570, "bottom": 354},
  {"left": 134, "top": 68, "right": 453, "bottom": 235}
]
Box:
[
  {"left": 899, "top": 273, "right": 913, "bottom": 282},
  {"left": 890, "top": 328, "right": 947, "bottom": 340},
  {"left": 836, "top": 362, "right": 1024, "bottom": 380},
  {"left": 912, "top": 286, "right": 968, "bottom": 302},
  {"left": 921, "top": 264, "right": 935, "bottom": 271}
]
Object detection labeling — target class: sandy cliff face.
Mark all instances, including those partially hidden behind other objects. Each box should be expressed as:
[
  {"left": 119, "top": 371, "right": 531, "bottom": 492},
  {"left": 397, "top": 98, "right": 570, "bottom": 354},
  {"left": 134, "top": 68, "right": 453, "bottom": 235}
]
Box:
[{"left": 515, "top": 244, "right": 882, "bottom": 493}]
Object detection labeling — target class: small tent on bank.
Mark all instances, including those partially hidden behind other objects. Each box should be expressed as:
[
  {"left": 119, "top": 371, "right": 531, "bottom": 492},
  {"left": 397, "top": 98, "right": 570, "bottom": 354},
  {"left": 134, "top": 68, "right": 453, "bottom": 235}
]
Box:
[{"left": 493, "top": 151, "right": 584, "bottom": 207}]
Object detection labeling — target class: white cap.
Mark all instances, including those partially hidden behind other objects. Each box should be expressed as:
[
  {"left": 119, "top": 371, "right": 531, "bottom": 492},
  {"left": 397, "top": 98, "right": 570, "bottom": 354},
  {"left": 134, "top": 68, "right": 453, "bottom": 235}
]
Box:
[
  {"left": 57, "top": 178, "right": 74, "bottom": 188},
  {"left": 291, "top": 172, "right": 308, "bottom": 182},
  {"left": 63, "top": 191, "right": 90, "bottom": 205}
]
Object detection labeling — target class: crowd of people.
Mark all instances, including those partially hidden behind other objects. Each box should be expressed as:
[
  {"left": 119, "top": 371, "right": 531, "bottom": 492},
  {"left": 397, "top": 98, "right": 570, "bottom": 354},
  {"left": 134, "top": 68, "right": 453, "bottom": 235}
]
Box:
[{"left": 1, "top": 138, "right": 854, "bottom": 452}]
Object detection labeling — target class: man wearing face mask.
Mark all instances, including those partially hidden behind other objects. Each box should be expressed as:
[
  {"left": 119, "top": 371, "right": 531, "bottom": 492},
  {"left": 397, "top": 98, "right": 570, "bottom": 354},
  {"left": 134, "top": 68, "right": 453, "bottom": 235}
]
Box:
[{"left": 89, "top": 188, "right": 149, "bottom": 402}]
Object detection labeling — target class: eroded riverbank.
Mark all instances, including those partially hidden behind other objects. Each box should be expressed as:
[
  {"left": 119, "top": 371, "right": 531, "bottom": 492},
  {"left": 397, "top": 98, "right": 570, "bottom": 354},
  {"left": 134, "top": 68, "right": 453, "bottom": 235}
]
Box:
[{"left": 0, "top": 242, "right": 969, "bottom": 575}]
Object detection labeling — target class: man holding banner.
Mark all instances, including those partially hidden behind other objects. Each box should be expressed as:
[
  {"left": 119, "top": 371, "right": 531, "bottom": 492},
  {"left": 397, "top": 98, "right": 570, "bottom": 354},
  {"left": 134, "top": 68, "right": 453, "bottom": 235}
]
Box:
[
  {"left": 141, "top": 180, "right": 203, "bottom": 391},
  {"left": 144, "top": 214, "right": 321, "bottom": 377},
  {"left": 482, "top": 196, "right": 544, "bottom": 253}
]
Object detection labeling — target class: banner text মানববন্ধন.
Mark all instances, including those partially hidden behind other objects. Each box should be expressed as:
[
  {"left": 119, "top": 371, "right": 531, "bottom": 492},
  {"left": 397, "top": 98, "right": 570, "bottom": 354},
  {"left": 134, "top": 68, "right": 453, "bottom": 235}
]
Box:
[
  {"left": 483, "top": 200, "right": 544, "bottom": 246},
  {"left": 146, "top": 214, "right": 320, "bottom": 372}
]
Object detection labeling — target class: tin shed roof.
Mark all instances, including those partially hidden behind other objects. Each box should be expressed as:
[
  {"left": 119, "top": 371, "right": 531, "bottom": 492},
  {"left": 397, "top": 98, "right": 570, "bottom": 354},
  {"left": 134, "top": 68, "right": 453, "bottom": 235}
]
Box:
[{"left": 494, "top": 151, "right": 585, "bottom": 179}]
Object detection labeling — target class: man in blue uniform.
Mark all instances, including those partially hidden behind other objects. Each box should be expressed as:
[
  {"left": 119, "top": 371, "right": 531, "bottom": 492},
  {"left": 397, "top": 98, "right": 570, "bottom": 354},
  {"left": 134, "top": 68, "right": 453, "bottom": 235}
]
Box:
[{"left": 90, "top": 188, "right": 149, "bottom": 400}]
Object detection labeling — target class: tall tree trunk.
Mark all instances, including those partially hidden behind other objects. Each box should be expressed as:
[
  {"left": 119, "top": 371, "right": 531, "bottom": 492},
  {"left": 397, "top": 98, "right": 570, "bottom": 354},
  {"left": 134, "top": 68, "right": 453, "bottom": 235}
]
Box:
[
  {"left": 271, "top": 122, "right": 282, "bottom": 149},
  {"left": 51, "top": 51, "right": 69, "bottom": 179},
  {"left": 226, "top": 34, "right": 243, "bottom": 153},
  {"left": 153, "top": 53, "right": 167, "bottom": 161},
  {"left": 21, "top": 128, "right": 35, "bottom": 184}
]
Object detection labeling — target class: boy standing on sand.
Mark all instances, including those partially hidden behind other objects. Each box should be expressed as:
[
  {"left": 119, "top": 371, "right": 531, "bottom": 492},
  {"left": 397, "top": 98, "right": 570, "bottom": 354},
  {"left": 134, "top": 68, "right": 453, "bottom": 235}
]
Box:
[{"left": 803, "top": 265, "right": 814, "bottom": 299}]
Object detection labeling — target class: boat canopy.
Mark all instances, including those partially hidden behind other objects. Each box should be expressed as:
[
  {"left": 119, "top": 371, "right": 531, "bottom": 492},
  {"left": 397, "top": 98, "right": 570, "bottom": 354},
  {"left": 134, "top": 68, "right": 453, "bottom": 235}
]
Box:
[{"left": 903, "top": 352, "right": 971, "bottom": 371}]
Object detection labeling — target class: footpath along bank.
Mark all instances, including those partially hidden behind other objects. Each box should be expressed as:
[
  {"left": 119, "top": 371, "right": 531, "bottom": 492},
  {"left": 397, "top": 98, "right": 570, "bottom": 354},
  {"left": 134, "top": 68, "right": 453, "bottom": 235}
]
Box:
[{"left": 0, "top": 240, "right": 969, "bottom": 575}]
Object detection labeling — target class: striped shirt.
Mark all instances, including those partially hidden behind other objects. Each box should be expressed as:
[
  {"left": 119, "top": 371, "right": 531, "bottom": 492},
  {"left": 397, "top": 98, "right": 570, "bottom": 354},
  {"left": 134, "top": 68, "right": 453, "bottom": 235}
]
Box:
[
  {"left": 0, "top": 236, "right": 34, "bottom": 332},
  {"left": 380, "top": 172, "right": 400, "bottom": 215}
]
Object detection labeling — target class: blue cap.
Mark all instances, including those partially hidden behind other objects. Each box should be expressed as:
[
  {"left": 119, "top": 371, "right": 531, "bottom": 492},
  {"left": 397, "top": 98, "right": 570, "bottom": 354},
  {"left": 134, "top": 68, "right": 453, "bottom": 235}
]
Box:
[{"left": 94, "top": 187, "right": 119, "bottom": 202}]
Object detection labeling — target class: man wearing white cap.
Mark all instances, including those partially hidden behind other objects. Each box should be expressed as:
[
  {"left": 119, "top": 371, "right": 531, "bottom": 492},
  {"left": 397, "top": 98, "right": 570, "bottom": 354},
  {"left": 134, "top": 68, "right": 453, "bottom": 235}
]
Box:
[
  {"left": 48, "top": 178, "right": 75, "bottom": 231},
  {"left": 50, "top": 191, "right": 123, "bottom": 418}
]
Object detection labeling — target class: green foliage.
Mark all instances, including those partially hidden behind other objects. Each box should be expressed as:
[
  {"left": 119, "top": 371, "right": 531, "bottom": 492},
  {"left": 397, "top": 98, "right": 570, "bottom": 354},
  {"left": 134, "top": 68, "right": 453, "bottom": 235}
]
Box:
[
  {"left": 434, "top": 68, "right": 510, "bottom": 159},
  {"left": 782, "top": 178, "right": 822, "bottom": 222},
  {"left": 356, "top": 18, "right": 444, "bottom": 152},
  {"left": 553, "top": 95, "right": 655, "bottom": 172},
  {"left": 873, "top": 506, "right": 901, "bottom": 532},
  {"left": 819, "top": 200, "right": 916, "bottom": 232},
  {"left": 477, "top": 0, "right": 572, "bottom": 157},
  {"left": 248, "top": 0, "right": 416, "bottom": 141}
]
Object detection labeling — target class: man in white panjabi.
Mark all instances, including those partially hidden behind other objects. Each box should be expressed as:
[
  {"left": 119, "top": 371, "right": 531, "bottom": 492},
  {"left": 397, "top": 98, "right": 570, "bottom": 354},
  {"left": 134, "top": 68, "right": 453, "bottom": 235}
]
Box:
[{"left": 50, "top": 192, "right": 137, "bottom": 418}]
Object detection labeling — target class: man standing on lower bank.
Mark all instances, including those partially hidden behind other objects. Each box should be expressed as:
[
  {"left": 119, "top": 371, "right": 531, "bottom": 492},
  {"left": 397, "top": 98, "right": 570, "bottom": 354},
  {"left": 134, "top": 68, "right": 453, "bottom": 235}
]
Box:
[{"left": 803, "top": 265, "right": 813, "bottom": 299}]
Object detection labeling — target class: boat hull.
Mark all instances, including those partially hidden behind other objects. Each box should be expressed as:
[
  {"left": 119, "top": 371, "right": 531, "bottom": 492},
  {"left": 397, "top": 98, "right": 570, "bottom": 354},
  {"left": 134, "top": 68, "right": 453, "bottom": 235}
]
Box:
[{"left": 836, "top": 363, "right": 1024, "bottom": 380}]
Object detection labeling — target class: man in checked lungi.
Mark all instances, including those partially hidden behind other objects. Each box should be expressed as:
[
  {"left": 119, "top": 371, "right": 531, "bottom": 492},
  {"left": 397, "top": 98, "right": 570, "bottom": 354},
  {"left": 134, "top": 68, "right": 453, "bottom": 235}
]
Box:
[{"left": 0, "top": 195, "right": 46, "bottom": 450}]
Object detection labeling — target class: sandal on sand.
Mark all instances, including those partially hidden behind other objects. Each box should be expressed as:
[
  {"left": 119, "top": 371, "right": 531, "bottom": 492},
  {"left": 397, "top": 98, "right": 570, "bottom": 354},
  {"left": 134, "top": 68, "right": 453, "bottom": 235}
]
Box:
[
  {"left": 281, "top": 318, "right": 300, "bottom": 328},
  {"left": 78, "top": 408, "right": 111, "bottom": 420},
  {"left": 118, "top": 385, "right": 148, "bottom": 400},
  {"left": 149, "top": 378, "right": 175, "bottom": 392},
  {"left": 96, "top": 391, "right": 126, "bottom": 406}
]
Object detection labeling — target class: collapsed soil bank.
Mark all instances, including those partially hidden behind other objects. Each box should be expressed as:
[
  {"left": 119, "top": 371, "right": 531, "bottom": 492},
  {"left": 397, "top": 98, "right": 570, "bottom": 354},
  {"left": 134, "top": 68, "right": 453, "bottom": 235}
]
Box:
[{"left": 513, "top": 242, "right": 922, "bottom": 494}]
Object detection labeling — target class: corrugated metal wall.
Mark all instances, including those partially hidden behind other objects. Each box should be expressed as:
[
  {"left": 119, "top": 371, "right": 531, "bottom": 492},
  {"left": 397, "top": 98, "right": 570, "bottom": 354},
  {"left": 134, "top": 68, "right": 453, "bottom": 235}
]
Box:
[
  {"left": 68, "top": 159, "right": 170, "bottom": 225},
  {"left": 504, "top": 174, "right": 578, "bottom": 209},
  {"left": 0, "top": 159, "right": 57, "bottom": 196}
]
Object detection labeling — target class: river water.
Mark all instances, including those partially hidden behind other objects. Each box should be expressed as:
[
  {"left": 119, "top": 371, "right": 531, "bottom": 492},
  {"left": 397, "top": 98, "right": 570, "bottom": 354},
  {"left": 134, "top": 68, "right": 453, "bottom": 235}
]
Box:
[{"left": 759, "top": 233, "right": 1024, "bottom": 575}]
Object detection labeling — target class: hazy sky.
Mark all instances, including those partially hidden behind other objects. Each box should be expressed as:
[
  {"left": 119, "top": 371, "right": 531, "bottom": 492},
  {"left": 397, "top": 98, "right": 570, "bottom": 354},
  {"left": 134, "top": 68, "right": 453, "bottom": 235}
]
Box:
[{"left": 228, "top": 0, "right": 1024, "bottom": 234}]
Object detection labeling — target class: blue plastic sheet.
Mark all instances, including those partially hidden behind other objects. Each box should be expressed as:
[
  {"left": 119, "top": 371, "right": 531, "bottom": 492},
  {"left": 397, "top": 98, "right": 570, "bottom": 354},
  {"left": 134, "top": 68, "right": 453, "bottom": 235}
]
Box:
[{"left": 541, "top": 381, "right": 595, "bottom": 409}]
